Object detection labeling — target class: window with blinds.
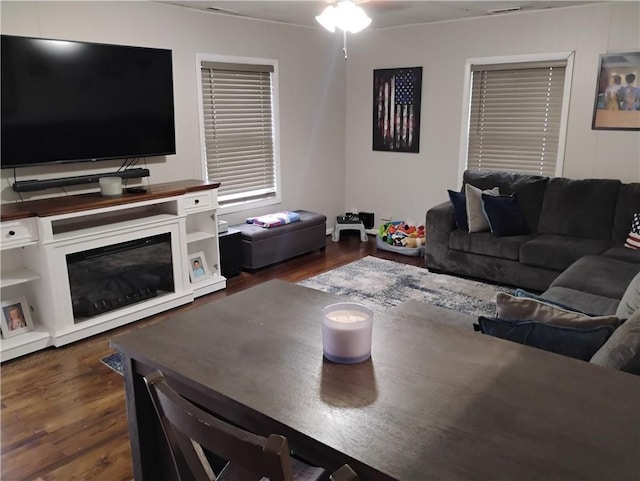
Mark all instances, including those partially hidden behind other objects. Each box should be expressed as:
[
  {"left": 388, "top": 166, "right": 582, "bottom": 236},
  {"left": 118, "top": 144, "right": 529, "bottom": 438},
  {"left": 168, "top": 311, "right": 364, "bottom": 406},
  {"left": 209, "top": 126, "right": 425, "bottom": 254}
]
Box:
[
  {"left": 200, "top": 61, "right": 277, "bottom": 207},
  {"left": 467, "top": 60, "right": 567, "bottom": 177}
]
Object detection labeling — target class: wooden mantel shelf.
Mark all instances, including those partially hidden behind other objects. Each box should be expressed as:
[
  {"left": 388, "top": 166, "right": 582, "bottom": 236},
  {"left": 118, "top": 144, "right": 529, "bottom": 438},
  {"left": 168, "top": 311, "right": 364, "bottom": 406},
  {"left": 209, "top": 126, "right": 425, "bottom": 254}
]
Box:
[{"left": 0, "top": 180, "right": 221, "bottom": 222}]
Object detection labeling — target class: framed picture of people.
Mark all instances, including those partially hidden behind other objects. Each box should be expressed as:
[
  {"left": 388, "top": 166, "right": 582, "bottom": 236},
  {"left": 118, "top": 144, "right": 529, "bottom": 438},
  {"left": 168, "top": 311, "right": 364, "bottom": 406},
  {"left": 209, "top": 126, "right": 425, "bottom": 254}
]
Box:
[
  {"left": 591, "top": 51, "right": 640, "bottom": 130},
  {"left": 188, "top": 251, "right": 211, "bottom": 283},
  {"left": 1, "top": 297, "right": 34, "bottom": 338}
]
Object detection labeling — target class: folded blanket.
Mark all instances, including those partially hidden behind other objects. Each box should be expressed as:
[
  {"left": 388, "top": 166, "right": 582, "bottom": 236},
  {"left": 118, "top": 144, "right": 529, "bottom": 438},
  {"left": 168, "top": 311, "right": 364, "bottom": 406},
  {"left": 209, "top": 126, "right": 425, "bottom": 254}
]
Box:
[{"left": 246, "top": 211, "right": 301, "bottom": 228}]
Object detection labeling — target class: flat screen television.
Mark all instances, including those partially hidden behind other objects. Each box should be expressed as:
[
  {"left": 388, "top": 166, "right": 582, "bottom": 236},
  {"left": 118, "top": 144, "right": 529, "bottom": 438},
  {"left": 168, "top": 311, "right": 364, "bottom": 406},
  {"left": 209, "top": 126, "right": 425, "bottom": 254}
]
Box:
[{"left": 1, "top": 35, "right": 176, "bottom": 169}]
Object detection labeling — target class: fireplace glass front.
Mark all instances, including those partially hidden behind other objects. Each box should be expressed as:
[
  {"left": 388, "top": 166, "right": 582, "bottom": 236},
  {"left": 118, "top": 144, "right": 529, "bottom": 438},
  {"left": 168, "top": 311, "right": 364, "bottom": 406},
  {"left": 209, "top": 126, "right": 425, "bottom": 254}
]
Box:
[{"left": 66, "top": 233, "right": 174, "bottom": 321}]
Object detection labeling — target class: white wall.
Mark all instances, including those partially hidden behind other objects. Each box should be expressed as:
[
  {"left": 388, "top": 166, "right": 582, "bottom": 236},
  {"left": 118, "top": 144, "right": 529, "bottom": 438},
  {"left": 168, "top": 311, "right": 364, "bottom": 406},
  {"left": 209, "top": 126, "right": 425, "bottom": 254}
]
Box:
[
  {"left": 3, "top": 2, "right": 640, "bottom": 230},
  {"left": 345, "top": 2, "right": 640, "bottom": 226},
  {"left": 0, "top": 1, "right": 347, "bottom": 226}
]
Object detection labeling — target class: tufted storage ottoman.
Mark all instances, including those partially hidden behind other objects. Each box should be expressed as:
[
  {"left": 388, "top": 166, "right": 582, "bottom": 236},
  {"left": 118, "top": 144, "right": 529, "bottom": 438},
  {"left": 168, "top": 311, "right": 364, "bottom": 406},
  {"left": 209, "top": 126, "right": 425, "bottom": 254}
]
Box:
[{"left": 232, "top": 210, "right": 327, "bottom": 270}]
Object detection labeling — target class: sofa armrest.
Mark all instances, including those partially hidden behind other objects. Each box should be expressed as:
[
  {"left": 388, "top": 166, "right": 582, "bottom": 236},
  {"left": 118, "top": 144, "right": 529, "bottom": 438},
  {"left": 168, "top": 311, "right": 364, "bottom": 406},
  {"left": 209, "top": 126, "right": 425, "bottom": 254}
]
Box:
[{"left": 425, "top": 201, "right": 456, "bottom": 271}]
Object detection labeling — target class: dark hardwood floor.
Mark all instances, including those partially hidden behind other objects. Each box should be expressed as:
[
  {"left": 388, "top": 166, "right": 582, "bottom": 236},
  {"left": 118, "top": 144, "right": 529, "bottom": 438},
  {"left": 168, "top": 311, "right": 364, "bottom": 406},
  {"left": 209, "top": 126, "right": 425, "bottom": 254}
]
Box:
[{"left": 1, "top": 234, "right": 423, "bottom": 481}]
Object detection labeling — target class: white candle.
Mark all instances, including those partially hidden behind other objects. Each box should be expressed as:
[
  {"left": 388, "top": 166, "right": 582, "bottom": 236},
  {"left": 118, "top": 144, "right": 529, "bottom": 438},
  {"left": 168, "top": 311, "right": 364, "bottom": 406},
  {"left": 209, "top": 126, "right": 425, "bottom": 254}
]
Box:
[
  {"left": 322, "top": 303, "right": 373, "bottom": 364},
  {"left": 99, "top": 177, "right": 123, "bottom": 196}
]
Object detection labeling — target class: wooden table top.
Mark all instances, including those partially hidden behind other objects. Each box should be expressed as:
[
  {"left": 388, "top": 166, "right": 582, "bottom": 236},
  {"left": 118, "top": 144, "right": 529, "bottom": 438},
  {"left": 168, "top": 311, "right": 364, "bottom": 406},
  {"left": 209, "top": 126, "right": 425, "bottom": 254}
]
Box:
[
  {"left": 0, "top": 179, "right": 221, "bottom": 221},
  {"left": 111, "top": 280, "right": 640, "bottom": 481}
]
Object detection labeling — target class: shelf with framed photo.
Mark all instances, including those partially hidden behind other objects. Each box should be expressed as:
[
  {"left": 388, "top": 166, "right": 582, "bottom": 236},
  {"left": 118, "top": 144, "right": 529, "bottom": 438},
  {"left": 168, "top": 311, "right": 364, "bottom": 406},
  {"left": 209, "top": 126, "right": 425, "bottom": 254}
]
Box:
[
  {"left": 0, "top": 295, "right": 51, "bottom": 362},
  {"left": 183, "top": 190, "right": 226, "bottom": 298},
  {"left": 0, "top": 218, "right": 51, "bottom": 361},
  {"left": 1, "top": 296, "right": 34, "bottom": 336},
  {"left": 186, "top": 248, "right": 225, "bottom": 298}
]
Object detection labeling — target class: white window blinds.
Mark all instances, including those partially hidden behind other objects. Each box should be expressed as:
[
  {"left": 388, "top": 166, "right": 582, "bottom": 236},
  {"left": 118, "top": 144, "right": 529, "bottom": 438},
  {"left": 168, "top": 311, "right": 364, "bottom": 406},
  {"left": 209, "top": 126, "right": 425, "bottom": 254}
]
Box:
[
  {"left": 200, "top": 61, "right": 276, "bottom": 205},
  {"left": 467, "top": 60, "right": 567, "bottom": 177}
]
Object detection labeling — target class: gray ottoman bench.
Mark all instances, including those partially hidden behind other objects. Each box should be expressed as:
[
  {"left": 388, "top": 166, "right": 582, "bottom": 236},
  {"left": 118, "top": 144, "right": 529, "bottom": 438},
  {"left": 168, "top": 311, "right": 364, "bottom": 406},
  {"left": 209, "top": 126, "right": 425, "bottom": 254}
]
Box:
[{"left": 232, "top": 210, "right": 327, "bottom": 270}]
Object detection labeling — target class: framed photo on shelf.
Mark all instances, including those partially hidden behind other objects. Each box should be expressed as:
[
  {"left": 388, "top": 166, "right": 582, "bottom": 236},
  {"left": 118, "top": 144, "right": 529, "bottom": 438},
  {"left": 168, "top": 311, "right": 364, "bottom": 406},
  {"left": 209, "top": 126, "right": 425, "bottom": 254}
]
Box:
[
  {"left": 591, "top": 51, "right": 640, "bottom": 130},
  {"left": 188, "top": 251, "right": 211, "bottom": 282},
  {"left": 1, "top": 297, "right": 34, "bottom": 338}
]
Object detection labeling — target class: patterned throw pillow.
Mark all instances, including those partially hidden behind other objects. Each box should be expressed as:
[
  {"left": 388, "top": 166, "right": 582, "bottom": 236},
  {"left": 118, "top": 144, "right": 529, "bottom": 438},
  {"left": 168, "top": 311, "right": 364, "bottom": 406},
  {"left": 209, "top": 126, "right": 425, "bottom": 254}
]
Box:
[{"left": 625, "top": 213, "right": 640, "bottom": 250}]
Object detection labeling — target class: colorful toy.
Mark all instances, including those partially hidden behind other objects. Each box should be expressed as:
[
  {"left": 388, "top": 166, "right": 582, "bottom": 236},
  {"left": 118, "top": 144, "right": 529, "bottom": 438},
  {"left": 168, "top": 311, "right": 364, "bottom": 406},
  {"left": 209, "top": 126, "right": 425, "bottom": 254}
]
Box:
[{"left": 378, "top": 221, "right": 426, "bottom": 248}]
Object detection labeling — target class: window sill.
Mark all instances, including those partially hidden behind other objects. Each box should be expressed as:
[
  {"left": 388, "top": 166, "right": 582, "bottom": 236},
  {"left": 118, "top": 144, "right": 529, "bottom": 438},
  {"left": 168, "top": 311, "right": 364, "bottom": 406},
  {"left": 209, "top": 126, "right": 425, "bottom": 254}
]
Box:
[{"left": 218, "top": 196, "right": 281, "bottom": 216}]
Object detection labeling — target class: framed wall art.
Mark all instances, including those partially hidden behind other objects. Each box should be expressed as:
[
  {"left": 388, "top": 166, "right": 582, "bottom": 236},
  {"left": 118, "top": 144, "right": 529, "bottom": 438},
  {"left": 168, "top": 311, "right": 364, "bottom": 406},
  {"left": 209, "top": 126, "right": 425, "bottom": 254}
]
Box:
[
  {"left": 1, "top": 297, "right": 34, "bottom": 338},
  {"left": 373, "top": 66, "right": 423, "bottom": 152},
  {"left": 591, "top": 51, "right": 640, "bottom": 130}
]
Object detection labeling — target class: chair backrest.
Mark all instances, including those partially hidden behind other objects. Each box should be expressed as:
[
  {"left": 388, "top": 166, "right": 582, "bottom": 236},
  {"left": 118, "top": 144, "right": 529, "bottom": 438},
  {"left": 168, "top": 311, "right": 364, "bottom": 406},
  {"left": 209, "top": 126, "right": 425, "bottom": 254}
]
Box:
[
  {"left": 144, "top": 370, "right": 296, "bottom": 481},
  {"left": 145, "top": 370, "right": 359, "bottom": 481}
]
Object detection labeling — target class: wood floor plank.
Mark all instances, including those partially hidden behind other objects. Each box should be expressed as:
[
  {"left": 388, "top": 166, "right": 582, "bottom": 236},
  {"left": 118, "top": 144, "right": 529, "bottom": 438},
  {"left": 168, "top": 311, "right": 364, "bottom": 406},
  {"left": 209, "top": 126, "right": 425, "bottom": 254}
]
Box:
[{"left": 1, "top": 235, "right": 420, "bottom": 480}]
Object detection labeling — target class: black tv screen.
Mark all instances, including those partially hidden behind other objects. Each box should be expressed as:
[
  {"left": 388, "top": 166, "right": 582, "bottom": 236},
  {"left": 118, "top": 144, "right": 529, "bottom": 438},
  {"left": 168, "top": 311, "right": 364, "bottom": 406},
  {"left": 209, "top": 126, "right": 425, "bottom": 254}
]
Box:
[{"left": 1, "top": 35, "right": 176, "bottom": 168}]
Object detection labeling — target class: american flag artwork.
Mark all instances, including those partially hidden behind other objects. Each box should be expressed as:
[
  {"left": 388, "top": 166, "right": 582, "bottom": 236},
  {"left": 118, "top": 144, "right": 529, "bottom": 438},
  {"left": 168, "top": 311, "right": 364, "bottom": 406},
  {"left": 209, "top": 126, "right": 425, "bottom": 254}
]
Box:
[{"left": 373, "top": 67, "right": 422, "bottom": 153}]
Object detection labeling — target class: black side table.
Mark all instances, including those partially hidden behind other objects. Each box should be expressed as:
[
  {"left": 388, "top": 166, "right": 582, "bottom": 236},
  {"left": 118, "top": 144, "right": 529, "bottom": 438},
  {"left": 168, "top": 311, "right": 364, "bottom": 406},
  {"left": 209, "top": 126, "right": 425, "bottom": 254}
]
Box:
[{"left": 218, "top": 228, "right": 242, "bottom": 278}]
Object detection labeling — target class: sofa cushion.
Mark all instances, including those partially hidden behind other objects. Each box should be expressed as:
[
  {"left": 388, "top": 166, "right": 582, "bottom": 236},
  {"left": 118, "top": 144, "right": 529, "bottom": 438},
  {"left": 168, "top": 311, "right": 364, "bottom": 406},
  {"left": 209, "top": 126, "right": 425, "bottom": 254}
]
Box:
[
  {"left": 449, "top": 231, "right": 533, "bottom": 261},
  {"left": 476, "top": 316, "right": 615, "bottom": 361},
  {"left": 496, "top": 292, "right": 620, "bottom": 328},
  {"left": 465, "top": 184, "right": 499, "bottom": 233},
  {"left": 542, "top": 286, "right": 620, "bottom": 317},
  {"left": 590, "top": 308, "right": 640, "bottom": 374},
  {"left": 481, "top": 193, "right": 529, "bottom": 237},
  {"left": 537, "top": 177, "right": 621, "bottom": 240},
  {"left": 447, "top": 190, "right": 468, "bottom": 231},
  {"left": 519, "top": 234, "right": 610, "bottom": 271},
  {"left": 616, "top": 272, "right": 640, "bottom": 319},
  {"left": 463, "top": 170, "right": 549, "bottom": 233},
  {"left": 547, "top": 255, "right": 640, "bottom": 302},
  {"left": 612, "top": 183, "right": 640, "bottom": 243},
  {"left": 602, "top": 245, "right": 640, "bottom": 264}
]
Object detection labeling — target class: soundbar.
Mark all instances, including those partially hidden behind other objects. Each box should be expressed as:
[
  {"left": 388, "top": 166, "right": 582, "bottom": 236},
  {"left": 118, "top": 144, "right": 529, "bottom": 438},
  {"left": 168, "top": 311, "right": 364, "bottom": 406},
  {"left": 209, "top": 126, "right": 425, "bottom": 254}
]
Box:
[{"left": 12, "top": 168, "right": 150, "bottom": 193}]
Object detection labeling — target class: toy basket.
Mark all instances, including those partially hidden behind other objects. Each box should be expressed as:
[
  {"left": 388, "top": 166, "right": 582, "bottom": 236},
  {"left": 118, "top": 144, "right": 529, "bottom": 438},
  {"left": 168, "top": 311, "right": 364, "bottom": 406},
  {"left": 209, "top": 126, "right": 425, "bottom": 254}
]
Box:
[{"left": 376, "top": 235, "right": 425, "bottom": 257}]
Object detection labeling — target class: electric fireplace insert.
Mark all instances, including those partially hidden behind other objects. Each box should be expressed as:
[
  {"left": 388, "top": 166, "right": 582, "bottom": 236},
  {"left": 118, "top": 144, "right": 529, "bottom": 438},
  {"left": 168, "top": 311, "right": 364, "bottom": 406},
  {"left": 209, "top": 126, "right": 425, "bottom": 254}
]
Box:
[{"left": 66, "top": 233, "right": 174, "bottom": 321}]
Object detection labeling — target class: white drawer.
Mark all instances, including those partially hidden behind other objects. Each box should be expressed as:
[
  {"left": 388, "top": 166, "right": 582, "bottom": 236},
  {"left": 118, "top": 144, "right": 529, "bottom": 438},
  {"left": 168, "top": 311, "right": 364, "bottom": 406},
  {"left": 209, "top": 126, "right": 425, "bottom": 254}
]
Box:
[
  {"left": 1, "top": 218, "right": 38, "bottom": 249},
  {"left": 182, "top": 191, "right": 215, "bottom": 213}
]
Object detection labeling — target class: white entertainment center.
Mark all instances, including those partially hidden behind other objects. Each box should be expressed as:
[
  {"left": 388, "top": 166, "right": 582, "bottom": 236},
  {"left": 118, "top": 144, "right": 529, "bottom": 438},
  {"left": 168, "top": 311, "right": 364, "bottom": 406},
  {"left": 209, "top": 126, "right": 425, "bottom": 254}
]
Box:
[{"left": 0, "top": 180, "right": 225, "bottom": 362}]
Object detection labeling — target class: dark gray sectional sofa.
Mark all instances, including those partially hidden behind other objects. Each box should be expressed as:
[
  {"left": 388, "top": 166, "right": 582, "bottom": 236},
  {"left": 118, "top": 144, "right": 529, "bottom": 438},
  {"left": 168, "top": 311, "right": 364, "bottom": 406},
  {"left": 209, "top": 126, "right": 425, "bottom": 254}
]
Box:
[{"left": 425, "top": 170, "right": 640, "bottom": 315}]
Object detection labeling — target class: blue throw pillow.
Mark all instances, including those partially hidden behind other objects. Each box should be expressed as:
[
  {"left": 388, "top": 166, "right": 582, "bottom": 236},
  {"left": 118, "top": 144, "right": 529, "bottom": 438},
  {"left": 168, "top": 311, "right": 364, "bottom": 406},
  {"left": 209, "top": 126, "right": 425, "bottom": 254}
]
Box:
[
  {"left": 475, "top": 316, "right": 615, "bottom": 361},
  {"left": 447, "top": 190, "right": 468, "bottom": 231},
  {"left": 481, "top": 193, "right": 530, "bottom": 237}
]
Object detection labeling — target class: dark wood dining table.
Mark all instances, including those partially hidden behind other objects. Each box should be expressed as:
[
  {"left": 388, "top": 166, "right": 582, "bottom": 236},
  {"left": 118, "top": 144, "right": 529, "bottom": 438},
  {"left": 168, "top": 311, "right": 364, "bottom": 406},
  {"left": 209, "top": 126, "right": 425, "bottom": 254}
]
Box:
[{"left": 111, "top": 279, "right": 640, "bottom": 481}]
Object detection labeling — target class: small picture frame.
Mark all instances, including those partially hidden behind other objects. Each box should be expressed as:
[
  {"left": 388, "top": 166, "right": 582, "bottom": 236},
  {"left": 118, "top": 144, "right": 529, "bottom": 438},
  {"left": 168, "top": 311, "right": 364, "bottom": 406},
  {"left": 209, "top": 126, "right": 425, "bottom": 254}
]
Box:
[
  {"left": 188, "top": 251, "right": 211, "bottom": 282},
  {"left": 1, "top": 297, "right": 34, "bottom": 338}
]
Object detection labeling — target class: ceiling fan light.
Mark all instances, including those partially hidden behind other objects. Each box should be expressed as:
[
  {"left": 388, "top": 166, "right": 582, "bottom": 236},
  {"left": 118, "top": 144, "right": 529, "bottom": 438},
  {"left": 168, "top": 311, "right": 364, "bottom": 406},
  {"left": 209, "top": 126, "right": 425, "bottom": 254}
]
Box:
[
  {"left": 334, "top": 1, "right": 371, "bottom": 33},
  {"left": 346, "top": 11, "right": 371, "bottom": 33},
  {"left": 317, "top": 1, "right": 371, "bottom": 34},
  {"left": 316, "top": 5, "right": 337, "bottom": 32}
]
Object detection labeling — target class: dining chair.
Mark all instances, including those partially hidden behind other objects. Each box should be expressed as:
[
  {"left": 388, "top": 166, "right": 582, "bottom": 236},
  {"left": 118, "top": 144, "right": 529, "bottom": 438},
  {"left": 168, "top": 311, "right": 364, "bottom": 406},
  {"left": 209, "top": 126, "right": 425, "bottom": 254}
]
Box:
[{"left": 144, "top": 371, "right": 358, "bottom": 481}]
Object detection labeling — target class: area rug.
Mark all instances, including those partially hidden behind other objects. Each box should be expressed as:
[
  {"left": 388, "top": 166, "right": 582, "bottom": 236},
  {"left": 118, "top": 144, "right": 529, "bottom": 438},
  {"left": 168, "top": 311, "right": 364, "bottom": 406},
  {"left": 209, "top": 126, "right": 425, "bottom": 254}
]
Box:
[
  {"left": 100, "top": 352, "right": 124, "bottom": 376},
  {"left": 298, "top": 256, "right": 513, "bottom": 317}
]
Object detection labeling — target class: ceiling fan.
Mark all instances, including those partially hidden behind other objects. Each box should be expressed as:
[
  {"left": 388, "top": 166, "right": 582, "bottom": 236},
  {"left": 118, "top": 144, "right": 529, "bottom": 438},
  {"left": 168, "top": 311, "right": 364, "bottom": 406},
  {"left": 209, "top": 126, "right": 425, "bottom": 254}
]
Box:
[
  {"left": 315, "top": 0, "right": 372, "bottom": 33},
  {"left": 315, "top": 0, "right": 372, "bottom": 59}
]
